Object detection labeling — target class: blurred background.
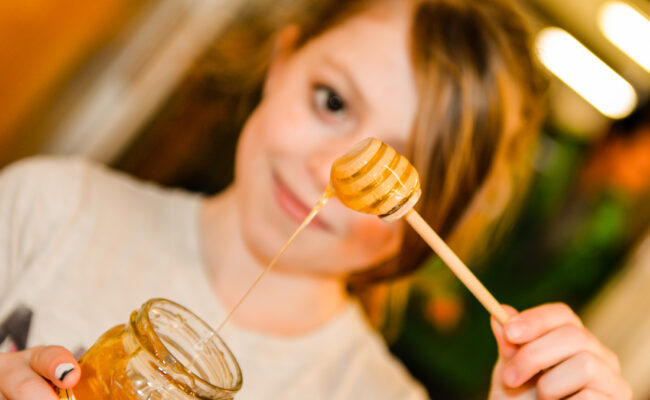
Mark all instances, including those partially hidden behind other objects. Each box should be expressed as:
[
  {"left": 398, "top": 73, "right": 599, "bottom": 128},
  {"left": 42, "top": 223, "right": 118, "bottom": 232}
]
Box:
[{"left": 1, "top": 0, "right": 648, "bottom": 398}]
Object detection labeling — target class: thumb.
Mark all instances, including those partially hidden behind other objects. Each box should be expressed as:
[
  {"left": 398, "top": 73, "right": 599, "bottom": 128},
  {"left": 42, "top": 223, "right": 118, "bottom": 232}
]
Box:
[
  {"left": 27, "top": 345, "right": 81, "bottom": 389},
  {"left": 490, "top": 305, "right": 519, "bottom": 361}
]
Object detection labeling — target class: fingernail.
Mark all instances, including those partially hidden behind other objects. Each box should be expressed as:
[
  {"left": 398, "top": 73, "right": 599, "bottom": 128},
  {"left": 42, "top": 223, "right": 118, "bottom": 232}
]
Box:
[
  {"left": 55, "top": 363, "right": 75, "bottom": 382},
  {"left": 506, "top": 322, "right": 523, "bottom": 340},
  {"left": 503, "top": 365, "right": 518, "bottom": 386}
]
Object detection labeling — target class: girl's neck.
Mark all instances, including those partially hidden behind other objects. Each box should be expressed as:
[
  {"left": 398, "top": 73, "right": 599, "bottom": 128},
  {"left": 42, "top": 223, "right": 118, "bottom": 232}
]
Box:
[{"left": 199, "top": 186, "right": 348, "bottom": 336}]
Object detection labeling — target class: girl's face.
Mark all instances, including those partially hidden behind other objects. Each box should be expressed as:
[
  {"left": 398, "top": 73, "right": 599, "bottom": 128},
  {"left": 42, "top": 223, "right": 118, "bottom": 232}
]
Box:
[{"left": 234, "top": 1, "right": 417, "bottom": 277}]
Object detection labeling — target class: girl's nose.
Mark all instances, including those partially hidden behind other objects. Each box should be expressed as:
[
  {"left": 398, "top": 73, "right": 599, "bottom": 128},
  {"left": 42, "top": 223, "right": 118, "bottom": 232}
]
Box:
[
  {"left": 307, "top": 146, "right": 339, "bottom": 190},
  {"left": 307, "top": 136, "right": 365, "bottom": 190}
]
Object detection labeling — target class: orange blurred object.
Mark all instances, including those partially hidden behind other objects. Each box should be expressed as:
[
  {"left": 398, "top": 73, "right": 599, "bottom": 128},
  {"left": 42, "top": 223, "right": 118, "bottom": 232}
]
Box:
[
  {"left": 0, "top": 0, "right": 140, "bottom": 161},
  {"left": 425, "top": 296, "right": 463, "bottom": 332},
  {"left": 582, "top": 126, "right": 650, "bottom": 196}
]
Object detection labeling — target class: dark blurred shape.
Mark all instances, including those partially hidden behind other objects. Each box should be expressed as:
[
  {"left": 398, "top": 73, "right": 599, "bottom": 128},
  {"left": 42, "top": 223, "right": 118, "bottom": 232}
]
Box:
[{"left": 113, "top": 0, "right": 299, "bottom": 193}]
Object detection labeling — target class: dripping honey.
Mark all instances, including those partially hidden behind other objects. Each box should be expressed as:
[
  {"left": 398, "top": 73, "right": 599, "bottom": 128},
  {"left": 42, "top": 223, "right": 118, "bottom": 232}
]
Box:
[{"left": 57, "top": 188, "right": 334, "bottom": 399}]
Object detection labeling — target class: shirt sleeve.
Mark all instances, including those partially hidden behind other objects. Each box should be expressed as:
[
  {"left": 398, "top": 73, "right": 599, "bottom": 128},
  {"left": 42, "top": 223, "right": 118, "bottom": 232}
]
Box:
[{"left": 0, "top": 156, "right": 85, "bottom": 296}]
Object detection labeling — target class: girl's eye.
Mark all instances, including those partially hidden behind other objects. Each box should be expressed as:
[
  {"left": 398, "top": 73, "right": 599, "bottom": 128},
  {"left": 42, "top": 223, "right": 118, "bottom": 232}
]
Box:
[{"left": 313, "top": 85, "right": 347, "bottom": 120}]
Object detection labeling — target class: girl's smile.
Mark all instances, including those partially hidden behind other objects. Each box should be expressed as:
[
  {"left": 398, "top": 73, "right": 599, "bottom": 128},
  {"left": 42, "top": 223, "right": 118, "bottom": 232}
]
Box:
[{"left": 271, "top": 171, "right": 331, "bottom": 231}]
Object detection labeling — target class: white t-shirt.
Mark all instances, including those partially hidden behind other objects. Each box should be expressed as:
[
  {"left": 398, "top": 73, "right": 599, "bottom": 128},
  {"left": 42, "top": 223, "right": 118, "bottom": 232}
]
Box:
[{"left": 0, "top": 156, "right": 428, "bottom": 400}]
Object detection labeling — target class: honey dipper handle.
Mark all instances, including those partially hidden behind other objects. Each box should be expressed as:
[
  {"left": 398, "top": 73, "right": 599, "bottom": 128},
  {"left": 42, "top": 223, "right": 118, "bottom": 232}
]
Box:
[{"left": 405, "top": 210, "right": 510, "bottom": 325}]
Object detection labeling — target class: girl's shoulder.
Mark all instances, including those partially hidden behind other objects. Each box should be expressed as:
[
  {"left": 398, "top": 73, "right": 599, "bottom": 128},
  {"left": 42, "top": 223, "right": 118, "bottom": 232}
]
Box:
[
  {"left": 0, "top": 155, "right": 89, "bottom": 204},
  {"left": 0, "top": 155, "right": 199, "bottom": 265},
  {"left": 1, "top": 155, "right": 198, "bottom": 218},
  {"left": 0, "top": 156, "right": 91, "bottom": 246},
  {"left": 0, "top": 156, "right": 93, "bottom": 299}
]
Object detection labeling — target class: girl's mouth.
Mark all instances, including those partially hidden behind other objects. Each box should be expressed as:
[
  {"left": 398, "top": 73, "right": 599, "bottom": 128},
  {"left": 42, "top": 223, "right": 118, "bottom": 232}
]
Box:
[{"left": 272, "top": 173, "right": 331, "bottom": 231}]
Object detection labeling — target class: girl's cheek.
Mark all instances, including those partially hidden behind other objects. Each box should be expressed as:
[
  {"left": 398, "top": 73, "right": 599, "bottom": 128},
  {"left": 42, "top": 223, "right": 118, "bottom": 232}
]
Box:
[
  {"left": 263, "top": 109, "right": 312, "bottom": 149},
  {"left": 346, "top": 218, "right": 401, "bottom": 257}
]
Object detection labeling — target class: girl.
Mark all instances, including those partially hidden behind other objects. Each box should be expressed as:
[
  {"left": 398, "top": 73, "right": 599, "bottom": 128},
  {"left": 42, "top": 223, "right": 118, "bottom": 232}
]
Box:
[{"left": 0, "top": 0, "right": 631, "bottom": 398}]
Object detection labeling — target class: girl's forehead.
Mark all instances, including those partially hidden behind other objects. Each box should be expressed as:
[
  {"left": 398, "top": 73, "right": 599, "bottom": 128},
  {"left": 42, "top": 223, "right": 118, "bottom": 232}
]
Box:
[
  {"left": 323, "top": 0, "right": 412, "bottom": 45},
  {"left": 297, "top": 1, "right": 417, "bottom": 136},
  {"left": 298, "top": 0, "right": 412, "bottom": 58}
]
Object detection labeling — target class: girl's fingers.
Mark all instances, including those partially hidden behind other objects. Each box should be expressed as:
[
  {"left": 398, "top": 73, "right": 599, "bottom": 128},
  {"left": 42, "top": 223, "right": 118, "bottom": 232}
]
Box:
[
  {"left": 490, "top": 305, "right": 519, "bottom": 360},
  {"left": 503, "top": 303, "right": 582, "bottom": 345},
  {"left": 565, "top": 389, "right": 610, "bottom": 400},
  {"left": 27, "top": 346, "right": 80, "bottom": 389},
  {"left": 536, "top": 352, "right": 632, "bottom": 400},
  {"left": 502, "top": 324, "right": 620, "bottom": 387},
  {"left": 0, "top": 354, "right": 58, "bottom": 400}
]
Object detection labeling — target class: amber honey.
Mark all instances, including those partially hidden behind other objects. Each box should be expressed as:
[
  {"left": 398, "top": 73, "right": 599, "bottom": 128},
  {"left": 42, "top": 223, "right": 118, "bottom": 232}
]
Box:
[
  {"left": 215, "top": 187, "right": 333, "bottom": 332},
  {"left": 61, "top": 325, "right": 137, "bottom": 399}
]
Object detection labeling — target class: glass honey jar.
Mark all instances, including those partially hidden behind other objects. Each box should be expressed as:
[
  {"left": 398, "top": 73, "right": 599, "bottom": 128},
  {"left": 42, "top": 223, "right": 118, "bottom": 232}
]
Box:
[{"left": 58, "top": 298, "right": 242, "bottom": 399}]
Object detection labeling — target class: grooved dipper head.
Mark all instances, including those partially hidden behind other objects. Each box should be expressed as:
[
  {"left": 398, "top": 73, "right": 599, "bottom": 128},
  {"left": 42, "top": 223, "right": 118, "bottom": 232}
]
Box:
[{"left": 329, "top": 137, "right": 421, "bottom": 222}]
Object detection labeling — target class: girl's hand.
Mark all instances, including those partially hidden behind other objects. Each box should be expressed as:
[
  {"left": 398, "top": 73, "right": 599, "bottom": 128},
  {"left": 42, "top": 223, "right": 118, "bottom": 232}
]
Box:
[
  {"left": 0, "top": 346, "right": 80, "bottom": 400},
  {"left": 488, "top": 303, "right": 632, "bottom": 400}
]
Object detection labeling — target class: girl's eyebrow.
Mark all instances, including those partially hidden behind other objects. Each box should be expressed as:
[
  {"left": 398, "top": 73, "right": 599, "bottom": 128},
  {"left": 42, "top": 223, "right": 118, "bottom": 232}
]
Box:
[{"left": 322, "top": 56, "right": 368, "bottom": 111}]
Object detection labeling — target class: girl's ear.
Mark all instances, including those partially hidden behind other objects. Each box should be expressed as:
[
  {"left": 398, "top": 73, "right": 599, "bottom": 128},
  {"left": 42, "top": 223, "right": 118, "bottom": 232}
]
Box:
[{"left": 264, "top": 25, "right": 301, "bottom": 94}]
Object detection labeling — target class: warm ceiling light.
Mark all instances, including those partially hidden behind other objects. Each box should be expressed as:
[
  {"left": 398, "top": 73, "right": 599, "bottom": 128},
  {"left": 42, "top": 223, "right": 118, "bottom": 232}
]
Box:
[
  {"left": 536, "top": 27, "right": 637, "bottom": 119},
  {"left": 599, "top": 1, "right": 650, "bottom": 73}
]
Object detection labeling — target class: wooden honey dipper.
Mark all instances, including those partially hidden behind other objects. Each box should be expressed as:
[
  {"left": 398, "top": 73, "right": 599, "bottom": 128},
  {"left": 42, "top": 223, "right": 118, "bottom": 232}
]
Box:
[{"left": 330, "top": 137, "right": 510, "bottom": 324}]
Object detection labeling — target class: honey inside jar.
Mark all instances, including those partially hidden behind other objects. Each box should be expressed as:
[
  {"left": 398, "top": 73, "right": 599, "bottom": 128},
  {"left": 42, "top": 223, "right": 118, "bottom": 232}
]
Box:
[{"left": 59, "top": 299, "right": 242, "bottom": 400}]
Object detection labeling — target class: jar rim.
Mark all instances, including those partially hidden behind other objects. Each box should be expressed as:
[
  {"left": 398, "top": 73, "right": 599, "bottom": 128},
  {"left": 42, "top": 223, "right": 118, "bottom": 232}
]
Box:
[{"left": 130, "top": 298, "right": 243, "bottom": 397}]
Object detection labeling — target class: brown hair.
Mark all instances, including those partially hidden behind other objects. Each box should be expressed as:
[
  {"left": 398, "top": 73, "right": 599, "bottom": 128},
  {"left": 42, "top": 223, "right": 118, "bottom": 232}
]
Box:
[{"left": 348, "top": 0, "right": 547, "bottom": 286}]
